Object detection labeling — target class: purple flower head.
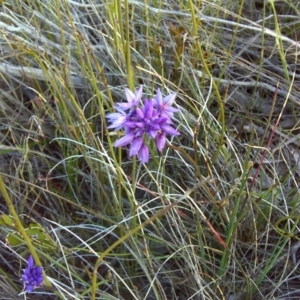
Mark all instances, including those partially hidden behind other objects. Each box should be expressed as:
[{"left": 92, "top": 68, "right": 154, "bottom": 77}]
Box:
[
  {"left": 21, "top": 255, "right": 43, "bottom": 293},
  {"left": 106, "top": 86, "right": 180, "bottom": 163}
]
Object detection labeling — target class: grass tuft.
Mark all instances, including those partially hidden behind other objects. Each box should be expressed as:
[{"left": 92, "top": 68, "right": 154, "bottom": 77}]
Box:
[{"left": 0, "top": 0, "right": 300, "bottom": 299}]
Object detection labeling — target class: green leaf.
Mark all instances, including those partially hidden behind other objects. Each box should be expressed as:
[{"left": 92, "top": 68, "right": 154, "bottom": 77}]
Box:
[
  {"left": 0, "top": 214, "right": 15, "bottom": 227},
  {"left": 6, "top": 232, "right": 24, "bottom": 246}
]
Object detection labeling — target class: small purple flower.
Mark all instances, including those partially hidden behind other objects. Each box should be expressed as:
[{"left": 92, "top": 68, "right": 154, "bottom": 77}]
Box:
[
  {"left": 153, "top": 88, "right": 179, "bottom": 119},
  {"left": 21, "top": 255, "right": 43, "bottom": 293},
  {"left": 106, "top": 86, "right": 179, "bottom": 163},
  {"left": 115, "top": 86, "right": 143, "bottom": 111},
  {"left": 106, "top": 107, "right": 128, "bottom": 131}
]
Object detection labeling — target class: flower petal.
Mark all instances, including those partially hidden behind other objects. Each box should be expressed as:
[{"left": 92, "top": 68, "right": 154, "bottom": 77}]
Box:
[
  {"left": 26, "top": 285, "right": 34, "bottom": 292},
  {"left": 125, "top": 88, "right": 136, "bottom": 103},
  {"left": 148, "top": 129, "right": 157, "bottom": 139},
  {"left": 155, "top": 88, "right": 163, "bottom": 106},
  {"left": 138, "top": 144, "right": 149, "bottom": 163},
  {"left": 143, "top": 99, "right": 154, "bottom": 119},
  {"left": 163, "top": 92, "right": 177, "bottom": 106},
  {"left": 156, "top": 133, "right": 166, "bottom": 152},
  {"left": 161, "top": 124, "right": 180, "bottom": 136},
  {"left": 154, "top": 117, "right": 168, "bottom": 125},
  {"left": 134, "top": 85, "right": 143, "bottom": 102},
  {"left": 129, "top": 137, "right": 143, "bottom": 156},
  {"left": 27, "top": 256, "right": 34, "bottom": 269},
  {"left": 136, "top": 107, "right": 144, "bottom": 119},
  {"left": 106, "top": 113, "right": 127, "bottom": 130},
  {"left": 114, "top": 133, "right": 135, "bottom": 147}
]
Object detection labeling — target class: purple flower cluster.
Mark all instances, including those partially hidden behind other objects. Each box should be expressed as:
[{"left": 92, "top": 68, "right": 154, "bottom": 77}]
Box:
[
  {"left": 106, "top": 86, "right": 179, "bottom": 163},
  {"left": 21, "top": 255, "right": 43, "bottom": 293}
]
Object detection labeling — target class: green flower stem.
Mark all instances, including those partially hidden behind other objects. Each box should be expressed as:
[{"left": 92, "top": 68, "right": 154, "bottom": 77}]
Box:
[{"left": 0, "top": 173, "right": 54, "bottom": 292}]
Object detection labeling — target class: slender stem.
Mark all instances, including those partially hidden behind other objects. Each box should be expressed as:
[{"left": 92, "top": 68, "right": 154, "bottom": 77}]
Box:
[
  {"left": 0, "top": 173, "right": 62, "bottom": 296},
  {"left": 124, "top": 0, "right": 133, "bottom": 89}
]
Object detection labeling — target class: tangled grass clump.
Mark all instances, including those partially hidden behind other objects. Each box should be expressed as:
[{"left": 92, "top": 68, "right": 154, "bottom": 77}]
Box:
[{"left": 0, "top": 0, "right": 300, "bottom": 299}]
